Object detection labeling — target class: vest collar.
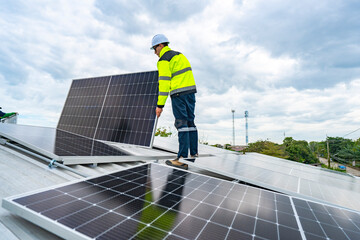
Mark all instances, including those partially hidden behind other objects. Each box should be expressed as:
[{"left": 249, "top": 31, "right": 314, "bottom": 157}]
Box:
[{"left": 159, "top": 46, "right": 171, "bottom": 58}]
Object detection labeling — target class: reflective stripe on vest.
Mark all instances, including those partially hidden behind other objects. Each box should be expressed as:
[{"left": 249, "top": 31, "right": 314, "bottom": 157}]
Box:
[
  {"left": 170, "top": 85, "right": 197, "bottom": 96},
  {"left": 178, "top": 126, "right": 197, "bottom": 132},
  {"left": 159, "top": 76, "right": 171, "bottom": 81},
  {"left": 159, "top": 91, "right": 169, "bottom": 96},
  {"left": 172, "top": 67, "right": 192, "bottom": 79}
]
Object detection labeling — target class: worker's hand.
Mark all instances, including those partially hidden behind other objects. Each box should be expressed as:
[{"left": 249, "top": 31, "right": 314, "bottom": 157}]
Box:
[{"left": 156, "top": 107, "right": 163, "bottom": 118}]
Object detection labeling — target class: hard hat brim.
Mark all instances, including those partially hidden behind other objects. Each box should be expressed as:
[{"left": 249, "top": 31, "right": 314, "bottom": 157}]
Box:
[{"left": 150, "top": 42, "right": 169, "bottom": 50}]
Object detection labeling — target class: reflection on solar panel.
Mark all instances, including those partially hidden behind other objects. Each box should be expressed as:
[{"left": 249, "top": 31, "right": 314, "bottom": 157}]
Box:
[
  {"left": 0, "top": 123, "right": 127, "bottom": 159},
  {"left": 181, "top": 154, "right": 360, "bottom": 212},
  {"left": 4, "top": 163, "right": 360, "bottom": 240},
  {"left": 57, "top": 71, "right": 158, "bottom": 147}
]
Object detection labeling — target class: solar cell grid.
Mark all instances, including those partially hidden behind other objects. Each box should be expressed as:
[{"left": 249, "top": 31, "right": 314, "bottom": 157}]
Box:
[
  {"left": 5, "top": 163, "right": 360, "bottom": 240},
  {"left": 183, "top": 155, "right": 360, "bottom": 213},
  {"left": 54, "top": 129, "right": 128, "bottom": 157}
]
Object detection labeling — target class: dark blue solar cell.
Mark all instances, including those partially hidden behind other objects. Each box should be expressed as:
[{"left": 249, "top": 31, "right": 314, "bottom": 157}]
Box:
[
  {"left": 42, "top": 200, "right": 91, "bottom": 220},
  {"left": 277, "top": 211, "right": 299, "bottom": 229},
  {"left": 191, "top": 203, "right": 217, "bottom": 220},
  {"left": 257, "top": 206, "right": 277, "bottom": 222},
  {"left": 114, "top": 198, "right": 146, "bottom": 216},
  {"left": 279, "top": 225, "right": 303, "bottom": 240},
  {"left": 276, "top": 201, "right": 294, "bottom": 214},
  {"left": 232, "top": 213, "right": 256, "bottom": 234},
  {"left": 210, "top": 208, "right": 236, "bottom": 226},
  {"left": 152, "top": 210, "right": 187, "bottom": 232},
  {"left": 197, "top": 222, "right": 229, "bottom": 239},
  {"left": 320, "top": 222, "right": 349, "bottom": 239},
  {"left": 255, "top": 219, "right": 278, "bottom": 240},
  {"left": 299, "top": 217, "right": 326, "bottom": 238},
  {"left": 58, "top": 206, "right": 107, "bottom": 229},
  {"left": 77, "top": 212, "right": 126, "bottom": 238},
  {"left": 173, "top": 198, "right": 199, "bottom": 213},
  {"left": 96, "top": 219, "right": 146, "bottom": 240},
  {"left": 203, "top": 193, "right": 224, "bottom": 206},
  {"left": 171, "top": 215, "right": 207, "bottom": 239},
  {"left": 13, "top": 190, "right": 62, "bottom": 205},
  {"left": 82, "top": 189, "right": 119, "bottom": 204},
  {"left": 97, "top": 194, "right": 134, "bottom": 210},
  {"left": 238, "top": 202, "right": 258, "bottom": 217},
  {"left": 227, "top": 230, "right": 253, "bottom": 240},
  {"left": 27, "top": 194, "right": 77, "bottom": 212}
]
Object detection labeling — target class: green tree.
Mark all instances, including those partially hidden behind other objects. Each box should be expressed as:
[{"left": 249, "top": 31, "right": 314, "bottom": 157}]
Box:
[
  {"left": 283, "top": 137, "right": 318, "bottom": 164},
  {"left": 327, "top": 137, "right": 353, "bottom": 155},
  {"left": 245, "top": 140, "right": 287, "bottom": 159},
  {"left": 311, "top": 141, "right": 327, "bottom": 158},
  {"left": 325, "top": 137, "right": 360, "bottom": 164},
  {"left": 224, "top": 143, "right": 232, "bottom": 150},
  {"left": 155, "top": 127, "right": 172, "bottom": 137}
]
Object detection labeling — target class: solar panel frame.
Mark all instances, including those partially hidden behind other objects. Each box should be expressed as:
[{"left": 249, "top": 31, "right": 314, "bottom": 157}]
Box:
[
  {"left": 3, "top": 163, "right": 360, "bottom": 240},
  {"left": 57, "top": 71, "right": 159, "bottom": 147}
]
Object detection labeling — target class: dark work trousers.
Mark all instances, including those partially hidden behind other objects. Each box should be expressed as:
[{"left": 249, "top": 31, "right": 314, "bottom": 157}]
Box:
[{"left": 171, "top": 93, "right": 198, "bottom": 158}]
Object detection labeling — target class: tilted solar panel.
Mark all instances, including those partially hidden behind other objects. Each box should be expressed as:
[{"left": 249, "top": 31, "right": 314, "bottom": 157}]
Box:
[
  {"left": 57, "top": 71, "right": 158, "bottom": 147},
  {"left": 58, "top": 76, "right": 111, "bottom": 138},
  {"left": 3, "top": 163, "right": 360, "bottom": 240}
]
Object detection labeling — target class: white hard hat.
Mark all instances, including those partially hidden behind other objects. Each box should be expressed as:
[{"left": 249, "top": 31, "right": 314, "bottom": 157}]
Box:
[{"left": 151, "top": 34, "right": 169, "bottom": 49}]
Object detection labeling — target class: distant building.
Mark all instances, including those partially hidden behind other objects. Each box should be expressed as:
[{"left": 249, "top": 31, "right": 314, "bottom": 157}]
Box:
[{"left": 229, "top": 145, "right": 247, "bottom": 152}]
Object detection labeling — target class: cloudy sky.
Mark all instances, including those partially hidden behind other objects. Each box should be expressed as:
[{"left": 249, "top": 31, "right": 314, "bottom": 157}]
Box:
[{"left": 1, "top": 0, "right": 360, "bottom": 145}]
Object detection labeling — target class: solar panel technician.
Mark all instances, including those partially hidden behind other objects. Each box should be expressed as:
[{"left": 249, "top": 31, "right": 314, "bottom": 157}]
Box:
[{"left": 151, "top": 34, "right": 198, "bottom": 170}]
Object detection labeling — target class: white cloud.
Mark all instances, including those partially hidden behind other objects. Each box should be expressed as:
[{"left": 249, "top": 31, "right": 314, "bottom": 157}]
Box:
[
  {"left": 194, "top": 78, "right": 360, "bottom": 145},
  {"left": 1, "top": 0, "right": 360, "bottom": 147}
]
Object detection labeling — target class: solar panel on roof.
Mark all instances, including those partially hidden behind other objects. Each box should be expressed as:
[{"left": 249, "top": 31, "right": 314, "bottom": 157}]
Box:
[
  {"left": 3, "top": 163, "right": 360, "bottom": 240},
  {"left": 181, "top": 154, "right": 360, "bottom": 212},
  {"left": 57, "top": 71, "right": 159, "bottom": 147},
  {"left": 0, "top": 123, "right": 127, "bottom": 159}
]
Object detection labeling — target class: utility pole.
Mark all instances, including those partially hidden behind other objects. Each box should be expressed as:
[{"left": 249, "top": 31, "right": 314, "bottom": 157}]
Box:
[
  {"left": 245, "top": 111, "right": 249, "bottom": 145},
  {"left": 231, "top": 109, "right": 235, "bottom": 146},
  {"left": 326, "top": 135, "right": 330, "bottom": 168}
]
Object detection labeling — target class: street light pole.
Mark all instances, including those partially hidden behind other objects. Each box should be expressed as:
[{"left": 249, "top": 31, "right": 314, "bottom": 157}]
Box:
[
  {"left": 231, "top": 109, "right": 235, "bottom": 146},
  {"left": 326, "top": 135, "right": 330, "bottom": 168}
]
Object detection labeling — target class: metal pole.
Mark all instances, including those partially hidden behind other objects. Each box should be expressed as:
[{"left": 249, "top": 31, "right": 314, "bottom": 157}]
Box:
[
  {"left": 326, "top": 135, "right": 330, "bottom": 168},
  {"left": 231, "top": 110, "right": 235, "bottom": 146},
  {"left": 245, "top": 111, "right": 249, "bottom": 145},
  {"left": 3, "top": 141, "right": 88, "bottom": 178}
]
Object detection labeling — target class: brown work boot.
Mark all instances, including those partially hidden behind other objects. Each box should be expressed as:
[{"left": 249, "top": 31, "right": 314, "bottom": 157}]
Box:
[{"left": 165, "top": 157, "right": 188, "bottom": 170}]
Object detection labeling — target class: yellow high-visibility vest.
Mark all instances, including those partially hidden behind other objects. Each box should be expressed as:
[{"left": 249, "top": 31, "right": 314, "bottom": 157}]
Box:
[{"left": 157, "top": 46, "right": 196, "bottom": 107}]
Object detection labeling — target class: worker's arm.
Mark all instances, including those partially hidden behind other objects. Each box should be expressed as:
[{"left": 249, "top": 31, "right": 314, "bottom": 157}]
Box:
[
  {"left": 156, "top": 58, "right": 171, "bottom": 118},
  {"left": 157, "top": 60, "right": 171, "bottom": 108}
]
